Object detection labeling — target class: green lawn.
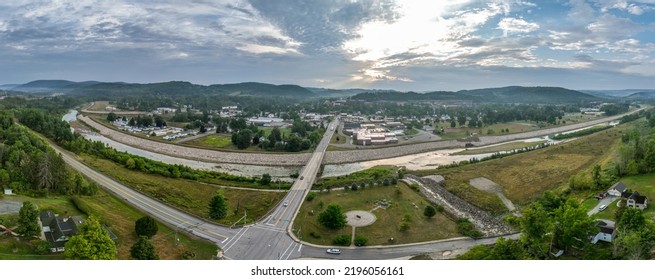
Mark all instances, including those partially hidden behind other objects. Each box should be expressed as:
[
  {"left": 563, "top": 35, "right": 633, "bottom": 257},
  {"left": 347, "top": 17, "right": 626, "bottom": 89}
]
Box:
[
  {"left": 294, "top": 182, "right": 460, "bottom": 246},
  {"left": 316, "top": 166, "right": 398, "bottom": 189},
  {"left": 619, "top": 174, "right": 655, "bottom": 217},
  {"left": 185, "top": 134, "right": 233, "bottom": 148}
]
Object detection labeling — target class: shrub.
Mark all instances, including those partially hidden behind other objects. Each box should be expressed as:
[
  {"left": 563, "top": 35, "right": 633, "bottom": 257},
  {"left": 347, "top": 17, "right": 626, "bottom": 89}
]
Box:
[
  {"left": 354, "top": 235, "right": 368, "bottom": 246},
  {"left": 306, "top": 193, "right": 316, "bottom": 202},
  {"left": 456, "top": 218, "right": 483, "bottom": 238},
  {"left": 333, "top": 235, "right": 351, "bottom": 246}
]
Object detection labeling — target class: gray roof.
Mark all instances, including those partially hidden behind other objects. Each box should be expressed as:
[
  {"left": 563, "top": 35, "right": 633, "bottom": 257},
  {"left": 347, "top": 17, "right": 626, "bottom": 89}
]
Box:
[
  {"left": 609, "top": 182, "right": 627, "bottom": 193},
  {"left": 628, "top": 192, "right": 647, "bottom": 204},
  {"left": 39, "top": 211, "right": 82, "bottom": 249}
]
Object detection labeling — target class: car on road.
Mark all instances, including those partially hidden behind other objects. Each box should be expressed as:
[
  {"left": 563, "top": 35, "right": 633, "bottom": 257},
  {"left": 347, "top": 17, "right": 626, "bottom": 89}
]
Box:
[
  {"left": 326, "top": 248, "right": 341, "bottom": 254},
  {"left": 299, "top": 176, "right": 304, "bottom": 180},
  {"left": 599, "top": 204, "right": 607, "bottom": 211},
  {"left": 283, "top": 201, "right": 289, "bottom": 207}
]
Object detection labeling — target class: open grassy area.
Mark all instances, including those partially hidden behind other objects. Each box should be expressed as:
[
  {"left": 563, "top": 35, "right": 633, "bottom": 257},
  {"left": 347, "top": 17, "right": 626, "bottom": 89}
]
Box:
[
  {"left": 619, "top": 174, "right": 655, "bottom": 217},
  {"left": 330, "top": 131, "right": 347, "bottom": 144},
  {"left": 453, "top": 140, "right": 547, "bottom": 155},
  {"left": 294, "top": 182, "right": 461, "bottom": 246},
  {"left": 482, "top": 122, "right": 535, "bottom": 135},
  {"left": 316, "top": 166, "right": 398, "bottom": 189},
  {"left": 412, "top": 123, "right": 628, "bottom": 210},
  {"left": 79, "top": 155, "right": 285, "bottom": 225},
  {"left": 185, "top": 134, "right": 233, "bottom": 148},
  {"left": 0, "top": 193, "right": 217, "bottom": 260},
  {"left": 87, "top": 101, "right": 110, "bottom": 111}
]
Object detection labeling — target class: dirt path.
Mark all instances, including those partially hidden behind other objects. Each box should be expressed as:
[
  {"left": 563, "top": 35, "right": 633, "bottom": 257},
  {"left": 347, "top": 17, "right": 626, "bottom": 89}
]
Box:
[{"left": 468, "top": 177, "right": 516, "bottom": 212}]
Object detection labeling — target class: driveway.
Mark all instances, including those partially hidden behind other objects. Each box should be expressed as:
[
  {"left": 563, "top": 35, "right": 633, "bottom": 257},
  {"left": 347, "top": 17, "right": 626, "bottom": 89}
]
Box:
[{"left": 587, "top": 196, "right": 619, "bottom": 216}]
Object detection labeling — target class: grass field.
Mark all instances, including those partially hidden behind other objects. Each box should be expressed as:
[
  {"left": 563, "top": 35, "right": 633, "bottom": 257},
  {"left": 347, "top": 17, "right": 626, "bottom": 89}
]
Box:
[
  {"left": 87, "top": 101, "right": 110, "bottom": 111},
  {"left": 185, "top": 134, "right": 233, "bottom": 148},
  {"left": 0, "top": 193, "right": 217, "bottom": 260},
  {"left": 294, "top": 182, "right": 460, "bottom": 246},
  {"left": 316, "top": 166, "right": 398, "bottom": 189},
  {"left": 453, "top": 140, "right": 548, "bottom": 155},
  {"left": 330, "top": 132, "right": 347, "bottom": 144},
  {"left": 412, "top": 123, "right": 629, "bottom": 211},
  {"left": 79, "top": 155, "right": 285, "bottom": 225}
]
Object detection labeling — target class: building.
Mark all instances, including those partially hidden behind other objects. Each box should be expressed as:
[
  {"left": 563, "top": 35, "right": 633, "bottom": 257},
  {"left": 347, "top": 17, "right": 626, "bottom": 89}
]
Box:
[
  {"left": 591, "top": 220, "right": 616, "bottom": 244},
  {"left": 626, "top": 191, "right": 648, "bottom": 210},
  {"left": 39, "top": 211, "right": 117, "bottom": 253},
  {"left": 39, "top": 211, "right": 84, "bottom": 252},
  {"left": 607, "top": 182, "right": 627, "bottom": 197},
  {"left": 353, "top": 128, "right": 399, "bottom": 145}
]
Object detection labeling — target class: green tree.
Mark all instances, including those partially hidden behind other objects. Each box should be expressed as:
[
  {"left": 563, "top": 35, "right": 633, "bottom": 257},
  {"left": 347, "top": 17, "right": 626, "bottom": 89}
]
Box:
[
  {"left": 235, "top": 129, "right": 253, "bottom": 149},
  {"left": 354, "top": 235, "right": 368, "bottom": 246},
  {"left": 17, "top": 201, "right": 40, "bottom": 238},
  {"left": 107, "top": 112, "right": 117, "bottom": 122},
  {"left": 130, "top": 236, "right": 159, "bottom": 260},
  {"left": 520, "top": 203, "right": 552, "bottom": 258},
  {"left": 318, "top": 204, "right": 347, "bottom": 230},
  {"left": 260, "top": 173, "right": 272, "bottom": 186},
  {"left": 552, "top": 200, "right": 596, "bottom": 251},
  {"left": 450, "top": 120, "right": 456, "bottom": 128},
  {"left": 64, "top": 216, "right": 117, "bottom": 260},
  {"left": 135, "top": 216, "right": 158, "bottom": 238},
  {"left": 424, "top": 205, "right": 437, "bottom": 219},
  {"left": 209, "top": 192, "right": 228, "bottom": 220}
]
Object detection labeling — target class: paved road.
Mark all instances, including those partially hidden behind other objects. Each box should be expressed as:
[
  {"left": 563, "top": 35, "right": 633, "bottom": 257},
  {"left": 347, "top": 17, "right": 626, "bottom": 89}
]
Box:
[{"left": 221, "top": 118, "right": 339, "bottom": 259}]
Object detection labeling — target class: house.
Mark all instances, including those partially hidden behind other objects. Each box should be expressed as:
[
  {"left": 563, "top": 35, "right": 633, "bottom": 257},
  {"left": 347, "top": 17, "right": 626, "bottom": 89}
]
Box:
[
  {"left": 607, "top": 182, "right": 627, "bottom": 197},
  {"left": 626, "top": 191, "right": 648, "bottom": 210},
  {"left": 591, "top": 220, "right": 616, "bottom": 244},
  {"left": 39, "top": 211, "right": 117, "bottom": 253},
  {"left": 39, "top": 211, "right": 84, "bottom": 252}
]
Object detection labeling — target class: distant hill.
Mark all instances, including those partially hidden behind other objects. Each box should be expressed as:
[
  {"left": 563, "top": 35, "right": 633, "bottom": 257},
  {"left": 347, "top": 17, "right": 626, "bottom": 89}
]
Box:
[
  {"left": 626, "top": 91, "right": 655, "bottom": 100},
  {"left": 6, "top": 80, "right": 317, "bottom": 99},
  {"left": 209, "top": 82, "right": 315, "bottom": 98},
  {"left": 306, "top": 87, "right": 397, "bottom": 98},
  {"left": 351, "top": 86, "right": 601, "bottom": 104},
  {"left": 580, "top": 89, "right": 655, "bottom": 98}
]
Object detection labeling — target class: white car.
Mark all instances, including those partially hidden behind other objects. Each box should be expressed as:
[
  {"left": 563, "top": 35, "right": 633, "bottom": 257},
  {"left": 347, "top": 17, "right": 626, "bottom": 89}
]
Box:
[
  {"left": 599, "top": 204, "right": 607, "bottom": 211},
  {"left": 326, "top": 248, "right": 341, "bottom": 254},
  {"left": 283, "top": 201, "right": 289, "bottom": 207}
]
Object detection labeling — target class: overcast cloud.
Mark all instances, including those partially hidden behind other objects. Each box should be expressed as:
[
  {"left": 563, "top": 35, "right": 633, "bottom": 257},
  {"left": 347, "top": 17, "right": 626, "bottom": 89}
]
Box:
[{"left": 1, "top": 0, "right": 654, "bottom": 91}]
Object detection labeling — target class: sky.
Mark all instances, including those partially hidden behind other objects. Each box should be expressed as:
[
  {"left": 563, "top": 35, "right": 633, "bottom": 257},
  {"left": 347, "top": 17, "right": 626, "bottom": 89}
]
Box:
[{"left": 1, "top": 0, "right": 655, "bottom": 91}]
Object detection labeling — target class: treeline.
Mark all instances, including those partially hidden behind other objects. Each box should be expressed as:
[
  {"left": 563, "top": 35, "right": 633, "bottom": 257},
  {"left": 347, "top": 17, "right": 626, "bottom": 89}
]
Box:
[
  {"left": 566, "top": 109, "right": 655, "bottom": 191},
  {"left": 0, "top": 111, "right": 98, "bottom": 196},
  {"left": 459, "top": 191, "right": 655, "bottom": 259},
  {"left": 15, "top": 108, "right": 288, "bottom": 189},
  {"left": 228, "top": 117, "right": 323, "bottom": 152},
  {"left": 551, "top": 125, "right": 611, "bottom": 140}
]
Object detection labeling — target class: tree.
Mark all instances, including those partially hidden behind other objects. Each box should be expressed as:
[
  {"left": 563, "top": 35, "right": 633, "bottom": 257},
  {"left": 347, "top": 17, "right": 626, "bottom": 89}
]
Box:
[
  {"left": 135, "top": 216, "right": 158, "bottom": 238},
  {"left": 450, "top": 120, "right": 456, "bottom": 128},
  {"left": 154, "top": 115, "right": 165, "bottom": 128},
  {"left": 107, "top": 112, "right": 117, "bottom": 122},
  {"left": 199, "top": 125, "right": 207, "bottom": 133},
  {"left": 520, "top": 203, "right": 552, "bottom": 258},
  {"left": 424, "top": 205, "right": 437, "bottom": 219},
  {"left": 17, "top": 201, "right": 40, "bottom": 237},
  {"left": 209, "top": 192, "right": 228, "bottom": 220},
  {"left": 234, "top": 129, "right": 253, "bottom": 149},
  {"left": 130, "top": 236, "right": 159, "bottom": 260},
  {"left": 260, "top": 173, "right": 272, "bottom": 186},
  {"left": 552, "top": 200, "right": 596, "bottom": 251},
  {"left": 64, "top": 216, "right": 117, "bottom": 260},
  {"left": 318, "top": 204, "right": 347, "bottom": 230}
]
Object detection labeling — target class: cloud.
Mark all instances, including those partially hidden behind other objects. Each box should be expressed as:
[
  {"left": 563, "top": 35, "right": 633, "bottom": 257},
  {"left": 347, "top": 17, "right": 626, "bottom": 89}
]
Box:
[
  {"left": 497, "top": 17, "right": 540, "bottom": 36},
  {"left": 0, "top": 0, "right": 301, "bottom": 57}
]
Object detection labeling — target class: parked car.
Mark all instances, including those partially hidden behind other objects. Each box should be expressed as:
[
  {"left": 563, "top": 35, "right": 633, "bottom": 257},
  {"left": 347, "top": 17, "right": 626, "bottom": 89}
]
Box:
[
  {"left": 326, "top": 248, "right": 341, "bottom": 254},
  {"left": 599, "top": 204, "right": 607, "bottom": 211}
]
